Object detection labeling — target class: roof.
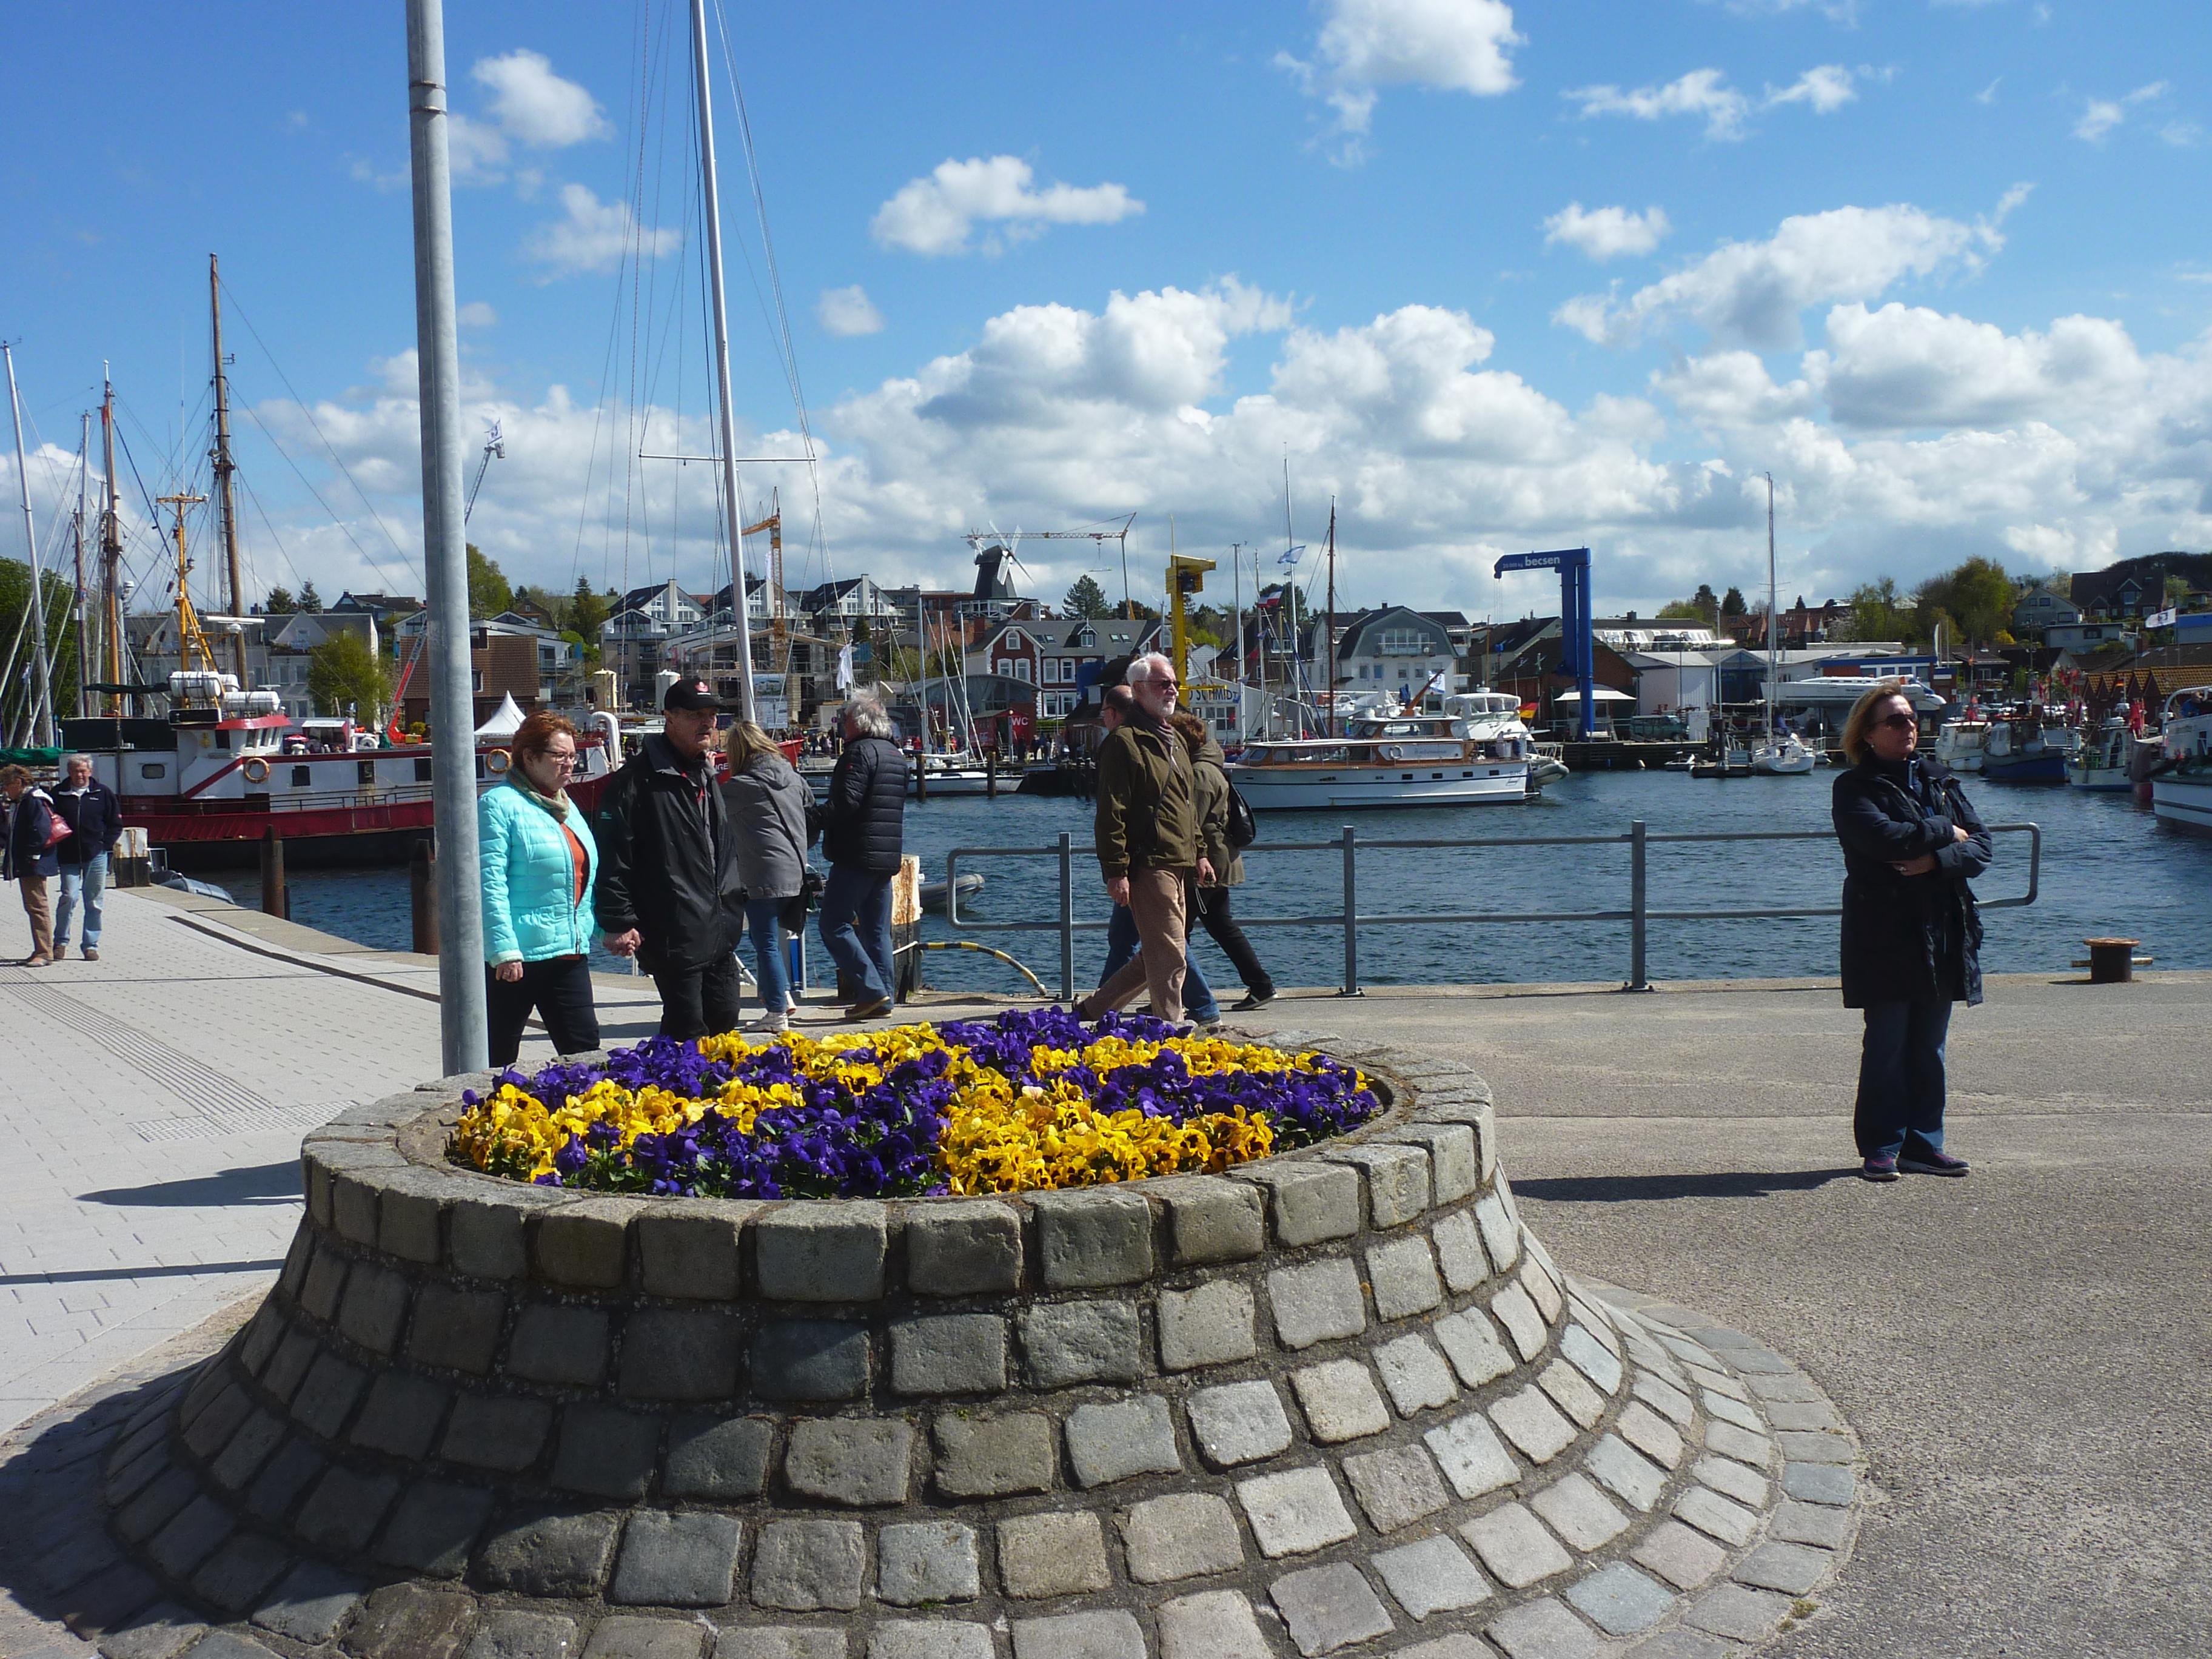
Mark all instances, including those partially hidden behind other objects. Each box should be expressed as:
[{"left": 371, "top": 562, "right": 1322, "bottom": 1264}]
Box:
[{"left": 1335, "top": 606, "right": 1455, "bottom": 656}]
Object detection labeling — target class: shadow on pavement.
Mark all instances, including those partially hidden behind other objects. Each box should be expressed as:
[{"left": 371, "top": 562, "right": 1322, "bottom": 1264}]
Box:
[
  {"left": 1513, "top": 1168, "right": 1860, "bottom": 1204},
  {"left": 79, "top": 1162, "right": 303, "bottom": 1208}
]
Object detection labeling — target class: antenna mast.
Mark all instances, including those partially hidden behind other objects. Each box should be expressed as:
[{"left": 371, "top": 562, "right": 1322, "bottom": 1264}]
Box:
[{"left": 209, "top": 255, "right": 248, "bottom": 684}]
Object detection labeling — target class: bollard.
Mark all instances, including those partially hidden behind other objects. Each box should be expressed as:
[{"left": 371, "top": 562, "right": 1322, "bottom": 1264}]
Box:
[
  {"left": 411, "top": 840, "right": 439, "bottom": 954},
  {"left": 2083, "top": 937, "right": 2140, "bottom": 984},
  {"left": 260, "top": 826, "right": 287, "bottom": 919},
  {"left": 913, "top": 753, "right": 928, "bottom": 803},
  {"left": 987, "top": 751, "right": 997, "bottom": 799}
]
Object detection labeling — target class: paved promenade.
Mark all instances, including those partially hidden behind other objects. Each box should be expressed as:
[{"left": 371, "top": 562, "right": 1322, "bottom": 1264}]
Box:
[{"left": 1, "top": 887, "right": 2206, "bottom": 1657}]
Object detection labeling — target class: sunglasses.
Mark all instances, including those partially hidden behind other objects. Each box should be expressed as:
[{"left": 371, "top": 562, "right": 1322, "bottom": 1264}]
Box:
[{"left": 1877, "top": 712, "right": 1915, "bottom": 731}]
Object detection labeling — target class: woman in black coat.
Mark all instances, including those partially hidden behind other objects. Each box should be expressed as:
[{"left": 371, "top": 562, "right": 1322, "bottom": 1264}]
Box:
[{"left": 1832, "top": 683, "right": 1992, "bottom": 1181}]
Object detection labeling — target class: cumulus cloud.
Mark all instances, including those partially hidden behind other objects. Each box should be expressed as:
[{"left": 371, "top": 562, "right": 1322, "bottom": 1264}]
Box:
[
  {"left": 470, "top": 50, "right": 611, "bottom": 148},
  {"left": 1278, "top": 0, "right": 1522, "bottom": 141},
  {"left": 871, "top": 157, "right": 1142, "bottom": 256},
  {"left": 1555, "top": 190, "right": 2030, "bottom": 349},
  {"left": 1564, "top": 64, "right": 1857, "bottom": 141},
  {"left": 1653, "top": 351, "right": 1817, "bottom": 428},
  {"left": 457, "top": 301, "right": 499, "bottom": 329},
  {"left": 817, "top": 286, "right": 885, "bottom": 337},
  {"left": 1544, "top": 203, "right": 1671, "bottom": 261},
  {"left": 1809, "top": 301, "right": 2146, "bottom": 429},
  {"left": 523, "top": 184, "right": 680, "bottom": 278}
]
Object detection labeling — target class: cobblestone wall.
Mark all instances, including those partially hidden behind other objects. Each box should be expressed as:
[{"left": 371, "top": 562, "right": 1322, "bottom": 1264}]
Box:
[{"left": 79, "top": 1031, "right": 1863, "bottom": 1659}]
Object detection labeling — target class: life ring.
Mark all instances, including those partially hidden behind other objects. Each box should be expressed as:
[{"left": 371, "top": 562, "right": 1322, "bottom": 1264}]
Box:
[
  {"left": 1378, "top": 743, "right": 1404, "bottom": 762},
  {"left": 486, "top": 748, "right": 512, "bottom": 774},
  {"left": 241, "top": 757, "right": 269, "bottom": 783}
]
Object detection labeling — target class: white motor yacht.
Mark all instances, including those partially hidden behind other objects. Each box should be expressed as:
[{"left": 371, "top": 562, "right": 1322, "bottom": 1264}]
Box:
[{"left": 1227, "top": 691, "right": 1533, "bottom": 809}]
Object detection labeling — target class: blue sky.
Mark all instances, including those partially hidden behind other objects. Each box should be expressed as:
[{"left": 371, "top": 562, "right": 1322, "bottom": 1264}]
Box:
[{"left": 5, "top": 1, "right": 2208, "bottom": 624}]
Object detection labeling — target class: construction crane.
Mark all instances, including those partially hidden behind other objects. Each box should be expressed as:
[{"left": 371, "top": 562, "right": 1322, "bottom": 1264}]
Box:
[
  {"left": 964, "top": 515, "right": 1138, "bottom": 615},
  {"left": 742, "top": 493, "right": 785, "bottom": 634}
]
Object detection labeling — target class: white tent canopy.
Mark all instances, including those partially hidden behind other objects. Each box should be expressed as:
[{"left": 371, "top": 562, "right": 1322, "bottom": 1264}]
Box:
[
  {"left": 474, "top": 692, "right": 528, "bottom": 739},
  {"left": 1553, "top": 686, "right": 1635, "bottom": 703}
]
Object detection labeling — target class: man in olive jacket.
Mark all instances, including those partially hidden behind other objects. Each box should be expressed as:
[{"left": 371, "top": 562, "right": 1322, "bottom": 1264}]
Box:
[
  {"left": 594, "top": 678, "right": 747, "bottom": 1039},
  {"left": 1076, "top": 653, "right": 1212, "bottom": 1024}
]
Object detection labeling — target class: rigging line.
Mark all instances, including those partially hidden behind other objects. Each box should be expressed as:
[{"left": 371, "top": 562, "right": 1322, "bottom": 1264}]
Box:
[
  {"left": 618, "top": 0, "right": 653, "bottom": 598},
  {"left": 230, "top": 400, "right": 410, "bottom": 594},
  {"left": 235, "top": 472, "right": 309, "bottom": 594},
  {"left": 215, "top": 275, "right": 413, "bottom": 565}
]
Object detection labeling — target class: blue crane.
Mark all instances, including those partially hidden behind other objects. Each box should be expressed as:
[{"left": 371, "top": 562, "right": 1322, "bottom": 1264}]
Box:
[{"left": 1493, "top": 546, "right": 1595, "bottom": 738}]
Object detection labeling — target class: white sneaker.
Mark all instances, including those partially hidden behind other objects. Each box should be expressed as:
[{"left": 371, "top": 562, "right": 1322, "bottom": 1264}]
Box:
[{"left": 747, "top": 1011, "right": 791, "bottom": 1034}]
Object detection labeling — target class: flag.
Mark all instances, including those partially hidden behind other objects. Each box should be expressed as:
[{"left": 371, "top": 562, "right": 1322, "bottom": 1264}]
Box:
[
  {"left": 1278, "top": 545, "right": 1305, "bottom": 566},
  {"left": 836, "top": 642, "right": 855, "bottom": 691}
]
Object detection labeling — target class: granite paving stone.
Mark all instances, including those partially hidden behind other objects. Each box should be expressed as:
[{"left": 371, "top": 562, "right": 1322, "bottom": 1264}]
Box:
[
  {"left": 1558, "top": 1326, "right": 1623, "bottom": 1396},
  {"left": 377, "top": 1480, "right": 497, "bottom": 1576},
  {"left": 865, "top": 1624, "right": 993, "bottom": 1659},
  {"left": 187, "top": 1533, "right": 295, "bottom": 1614},
  {"left": 1781, "top": 1460, "right": 1856, "bottom": 1506},
  {"left": 1489, "top": 1386, "right": 1578, "bottom": 1464},
  {"left": 1581, "top": 1432, "right": 1667, "bottom": 1512},
  {"left": 95, "top": 1603, "right": 207, "bottom": 1659},
  {"left": 1771, "top": 1498, "right": 1852, "bottom": 1549},
  {"left": 1615, "top": 1401, "right": 1685, "bottom": 1469},
  {"left": 1458, "top": 1503, "right": 1572, "bottom": 1589},
  {"left": 1538, "top": 1360, "right": 1607, "bottom": 1430},
  {"left": 1774, "top": 1429, "right": 1853, "bottom": 1464},
  {"left": 1700, "top": 1390, "right": 1762, "bottom": 1433},
  {"left": 1631, "top": 1520, "right": 1731, "bottom": 1591},
  {"left": 1340, "top": 1442, "right": 1452, "bottom": 1532},
  {"left": 620, "top": 1309, "right": 744, "bottom": 1403},
  {"left": 1370, "top": 1535, "right": 1492, "bottom": 1620},
  {"left": 1065, "top": 1394, "right": 1181, "bottom": 1487},
  {"left": 292, "top": 1466, "right": 399, "bottom": 1556},
  {"left": 1703, "top": 1421, "right": 1775, "bottom": 1470},
  {"left": 1631, "top": 1372, "right": 1694, "bottom": 1429},
  {"left": 1365, "top": 1235, "right": 1445, "bottom": 1321},
  {"left": 250, "top": 1562, "right": 365, "bottom": 1644},
  {"left": 552, "top": 1404, "right": 664, "bottom": 1500},
  {"left": 1318, "top": 1144, "right": 1430, "bottom": 1228},
  {"left": 753, "top": 1203, "right": 888, "bottom": 1302},
  {"left": 635, "top": 1204, "right": 750, "bottom": 1301},
  {"left": 1270, "top": 1560, "right": 1395, "bottom": 1657},
  {"left": 1672, "top": 1486, "right": 1759, "bottom": 1549},
  {"left": 903, "top": 1199, "right": 1024, "bottom": 1295},
  {"left": 1423, "top": 1411, "right": 1518, "bottom": 1500},
  {"left": 1485, "top": 1596, "right": 1604, "bottom": 1659},
  {"left": 1564, "top": 1564, "right": 1677, "bottom": 1637},
  {"left": 1764, "top": 1398, "right": 1840, "bottom": 1432},
  {"left": 1235, "top": 1162, "right": 1361, "bottom": 1247},
  {"left": 998, "top": 1512, "right": 1112, "bottom": 1598},
  {"left": 1471, "top": 1194, "right": 1518, "bottom": 1273},
  {"left": 347, "top": 1372, "right": 451, "bottom": 1460},
  {"left": 580, "top": 1615, "right": 708, "bottom": 1659},
  {"left": 931, "top": 1412, "right": 1057, "bottom": 1498},
  {"left": 463, "top": 1610, "right": 578, "bottom": 1659},
  {"left": 1627, "top": 1634, "right": 1735, "bottom": 1659},
  {"left": 749, "top": 1518, "right": 866, "bottom": 1611},
  {"left": 407, "top": 1285, "right": 505, "bottom": 1375},
  {"left": 441, "top": 1393, "right": 554, "bottom": 1472},
  {"left": 1290, "top": 1359, "right": 1392, "bottom": 1443},
  {"left": 783, "top": 1418, "right": 915, "bottom": 1506},
  {"left": 662, "top": 1416, "right": 775, "bottom": 1501},
  {"left": 1009, "top": 1610, "right": 1147, "bottom": 1659},
  {"left": 1236, "top": 1465, "right": 1358, "bottom": 1558},
  {"left": 346, "top": 1583, "right": 477, "bottom": 1659},
  {"left": 506, "top": 1304, "right": 612, "bottom": 1388},
  {"left": 1118, "top": 1493, "right": 1244, "bottom": 1583},
  {"left": 1156, "top": 1281, "right": 1256, "bottom": 1372},
  {"left": 1264, "top": 1258, "right": 1367, "bottom": 1350},
  {"left": 1489, "top": 1285, "right": 1547, "bottom": 1362},
  {"left": 1733, "top": 1539, "right": 1834, "bottom": 1595},
  {"left": 475, "top": 1505, "right": 625, "bottom": 1597},
  {"left": 1372, "top": 1335, "right": 1458, "bottom": 1416},
  {"left": 1530, "top": 1472, "right": 1631, "bottom": 1551},
  {"left": 1153, "top": 1175, "right": 1266, "bottom": 1264},
  {"left": 1691, "top": 1454, "right": 1767, "bottom": 1509},
  {"left": 1030, "top": 1190, "right": 1155, "bottom": 1289},
  {"left": 890, "top": 1314, "right": 1011, "bottom": 1395},
  {"left": 609, "top": 1510, "right": 743, "bottom": 1607},
  {"left": 241, "top": 1440, "right": 325, "bottom": 1524},
  {"left": 1428, "top": 1210, "right": 1491, "bottom": 1294},
  {"left": 1017, "top": 1300, "right": 1144, "bottom": 1387},
  {"left": 1186, "top": 1381, "right": 1295, "bottom": 1469},
  {"left": 1153, "top": 1590, "right": 1273, "bottom": 1659},
  {"left": 1431, "top": 1310, "right": 1514, "bottom": 1389},
  {"left": 716, "top": 1629, "right": 847, "bottom": 1659},
  {"left": 875, "top": 1520, "right": 981, "bottom": 1604},
  {"left": 749, "top": 1321, "right": 871, "bottom": 1402},
  {"left": 1683, "top": 1583, "right": 1794, "bottom": 1641}
]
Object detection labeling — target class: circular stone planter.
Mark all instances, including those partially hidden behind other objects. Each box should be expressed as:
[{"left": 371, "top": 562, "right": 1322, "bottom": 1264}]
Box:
[{"left": 82, "top": 1029, "right": 1866, "bottom": 1659}]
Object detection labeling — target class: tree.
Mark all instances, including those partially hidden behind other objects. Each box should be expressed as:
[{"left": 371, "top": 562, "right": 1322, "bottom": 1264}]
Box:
[
  {"left": 0, "top": 560, "right": 81, "bottom": 731},
  {"left": 1063, "top": 574, "right": 1110, "bottom": 618},
  {"left": 568, "top": 575, "right": 610, "bottom": 641},
  {"left": 466, "top": 544, "right": 512, "bottom": 620},
  {"left": 851, "top": 615, "right": 872, "bottom": 643},
  {"left": 1720, "top": 586, "right": 1747, "bottom": 616},
  {"left": 307, "top": 628, "right": 393, "bottom": 720},
  {"left": 1693, "top": 583, "right": 1718, "bottom": 614},
  {"left": 1656, "top": 599, "right": 1707, "bottom": 622},
  {"left": 1836, "top": 577, "right": 1905, "bottom": 643},
  {"left": 2166, "top": 573, "right": 2193, "bottom": 608},
  {"left": 1932, "top": 556, "right": 2013, "bottom": 645},
  {"left": 297, "top": 580, "right": 323, "bottom": 612},
  {"left": 264, "top": 586, "right": 297, "bottom": 615}
]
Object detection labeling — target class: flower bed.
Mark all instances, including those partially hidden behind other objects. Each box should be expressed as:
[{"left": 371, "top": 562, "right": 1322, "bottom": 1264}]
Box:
[{"left": 447, "top": 1008, "right": 1380, "bottom": 1198}]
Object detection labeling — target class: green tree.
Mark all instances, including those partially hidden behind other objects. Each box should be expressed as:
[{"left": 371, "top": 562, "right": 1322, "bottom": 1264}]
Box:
[
  {"left": 2166, "top": 573, "right": 2193, "bottom": 608},
  {"left": 1063, "top": 574, "right": 1110, "bottom": 617},
  {"left": 1720, "top": 586, "right": 1747, "bottom": 616},
  {"left": 466, "top": 544, "right": 512, "bottom": 620},
  {"left": 1931, "top": 556, "right": 2013, "bottom": 644},
  {"left": 1837, "top": 577, "right": 1905, "bottom": 643},
  {"left": 298, "top": 580, "right": 323, "bottom": 612},
  {"left": 567, "top": 575, "right": 610, "bottom": 641},
  {"left": 0, "top": 560, "right": 81, "bottom": 730},
  {"left": 1656, "top": 599, "right": 1706, "bottom": 622},
  {"left": 307, "top": 628, "right": 394, "bottom": 720},
  {"left": 264, "top": 586, "right": 297, "bottom": 615}
]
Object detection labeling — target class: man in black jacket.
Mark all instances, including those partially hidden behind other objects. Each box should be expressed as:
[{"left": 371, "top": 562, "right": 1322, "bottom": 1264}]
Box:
[
  {"left": 52, "top": 754, "right": 123, "bottom": 961},
  {"left": 811, "top": 689, "right": 906, "bottom": 1021},
  {"left": 594, "top": 678, "right": 748, "bottom": 1039}
]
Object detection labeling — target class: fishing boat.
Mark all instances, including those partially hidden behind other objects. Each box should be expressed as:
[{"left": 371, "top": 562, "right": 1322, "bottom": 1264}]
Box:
[
  {"left": 1227, "top": 694, "right": 1532, "bottom": 809},
  {"left": 2150, "top": 685, "right": 2212, "bottom": 833},
  {"left": 1748, "top": 473, "right": 1814, "bottom": 777},
  {"left": 1935, "top": 711, "right": 2073, "bottom": 782},
  {"left": 2069, "top": 711, "right": 2157, "bottom": 793}
]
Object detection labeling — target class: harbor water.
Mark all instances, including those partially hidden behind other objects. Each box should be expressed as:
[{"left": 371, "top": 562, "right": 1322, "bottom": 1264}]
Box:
[{"left": 205, "top": 770, "right": 2211, "bottom": 997}]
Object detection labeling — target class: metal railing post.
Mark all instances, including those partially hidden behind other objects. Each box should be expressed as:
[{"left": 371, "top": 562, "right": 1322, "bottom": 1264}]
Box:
[
  {"left": 1058, "top": 831, "right": 1076, "bottom": 1002},
  {"left": 1627, "top": 819, "right": 1650, "bottom": 991},
  {"left": 1339, "top": 824, "right": 1362, "bottom": 996}
]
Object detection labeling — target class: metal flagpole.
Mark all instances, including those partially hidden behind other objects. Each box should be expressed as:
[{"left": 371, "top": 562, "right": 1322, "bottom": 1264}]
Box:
[
  {"left": 405, "top": 0, "right": 488, "bottom": 1074},
  {"left": 4, "top": 343, "right": 56, "bottom": 749},
  {"left": 690, "top": 0, "right": 758, "bottom": 725}
]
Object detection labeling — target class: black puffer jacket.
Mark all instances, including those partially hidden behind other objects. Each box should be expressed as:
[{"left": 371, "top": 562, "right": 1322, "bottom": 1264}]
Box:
[
  {"left": 592, "top": 735, "right": 746, "bottom": 972},
  {"left": 52, "top": 781, "right": 122, "bottom": 866},
  {"left": 1832, "top": 754, "right": 1991, "bottom": 1009},
  {"left": 813, "top": 734, "right": 906, "bottom": 874}
]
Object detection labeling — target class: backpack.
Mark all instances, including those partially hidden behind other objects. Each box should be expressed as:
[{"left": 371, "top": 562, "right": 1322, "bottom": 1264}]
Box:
[{"left": 1223, "top": 776, "right": 1258, "bottom": 850}]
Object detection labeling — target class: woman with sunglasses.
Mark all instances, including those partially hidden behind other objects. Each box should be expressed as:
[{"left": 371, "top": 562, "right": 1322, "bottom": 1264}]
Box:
[{"left": 1834, "top": 682, "right": 1992, "bottom": 1182}]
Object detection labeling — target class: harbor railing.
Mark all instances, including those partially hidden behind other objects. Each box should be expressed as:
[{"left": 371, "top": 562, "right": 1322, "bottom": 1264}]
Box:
[{"left": 943, "top": 820, "right": 2042, "bottom": 997}]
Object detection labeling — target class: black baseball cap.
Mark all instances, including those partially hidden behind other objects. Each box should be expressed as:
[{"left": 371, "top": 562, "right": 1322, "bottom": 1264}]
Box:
[{"left": 663, "top": 677, "right": 719, "bottom": 712}]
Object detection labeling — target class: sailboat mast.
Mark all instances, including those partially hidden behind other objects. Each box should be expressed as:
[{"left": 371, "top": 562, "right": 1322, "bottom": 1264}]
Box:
[
  {"left": 209, "top": 254, "right": 248, "bottom": 685},
  {"left": 689, "top": 0, "right": 757, "bottom": 725},
  {"left": 100, "top": 372, "right": 123, "bottom": 710},
  {"left": 75, "top": 412, "right": 90, "bottom": 712},
  {"left": 4, "top": 343, "right": 56, "bottom": 748},
  {"left": 1764, "top": 471, "right": 1777, "bottom": 746},
  {"left": 1324, "top": 500, "right": 1337, "bottom": 735}
]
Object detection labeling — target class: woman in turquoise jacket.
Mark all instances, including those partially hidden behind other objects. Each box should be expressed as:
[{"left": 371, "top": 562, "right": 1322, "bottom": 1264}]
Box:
[{"left": 479, "top": 710, "right": 602, "bottom": 1066}]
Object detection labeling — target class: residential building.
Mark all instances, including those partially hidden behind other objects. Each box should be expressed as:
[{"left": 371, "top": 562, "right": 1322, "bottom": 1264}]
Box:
[
  {"left": 2012, "top": 585, "right": 2083, "bottom": 636},
  {"left": 1330, "top": 606, "right": 1464, "bottom": 702},
  {"left": 2071, "top": 552, "right": 2212, "bottom": 618},
  {"left": 397, "top": 618, "right": 581, "bottom": 727}
]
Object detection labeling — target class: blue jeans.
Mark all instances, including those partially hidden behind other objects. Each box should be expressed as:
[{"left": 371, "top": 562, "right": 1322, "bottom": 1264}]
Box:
[
  {"left": 1102, "top": 898, "right": 1218, "bottom": 1021},
  {"left": 56, "top": 853, "right": 107, "bottom": 950},
  {"left": 1853, "top": 1001, "right": 1952, "bottom": 1161},
  {"left": 820, "top": 865, "right": 895, "bottom": 1005},
  {"left": 745, "top": 897, "right": 791, "bottom": 1014}
]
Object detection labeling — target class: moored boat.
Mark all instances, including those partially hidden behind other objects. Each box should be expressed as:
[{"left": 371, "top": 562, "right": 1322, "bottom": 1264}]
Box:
[
  {"left": 2069, "top": 712, "right": 2158, "bottom": 793},
  {"left": 2150, "top": 685, "right": 2212, "bottom": 833},
  {"left": 1227, "top": 692, "right": 1532, "bottom": 809}
]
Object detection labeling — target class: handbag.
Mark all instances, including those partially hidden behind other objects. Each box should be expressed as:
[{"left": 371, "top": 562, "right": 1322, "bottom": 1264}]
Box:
[
  {"left": 39, "top": 793, "right": 73, "bottom": 850},
  {"left": 780, "top": 868, "right": 825, "bottom": 931}
]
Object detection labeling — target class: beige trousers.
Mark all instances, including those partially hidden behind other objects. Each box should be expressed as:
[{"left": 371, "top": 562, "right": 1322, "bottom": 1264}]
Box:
[
  {"left": 1085, "top": 868, "right": 1188, "bottom": 1024},
  {"left": 19, "top": 875, "right": 53, "bottom": 963}
]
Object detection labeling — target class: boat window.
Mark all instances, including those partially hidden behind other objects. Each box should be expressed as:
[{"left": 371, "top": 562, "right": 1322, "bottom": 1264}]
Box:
[
  {"left": 215, "top": 731, "right": 232, "bottom": 751},
  {"left": 415, "top": 759, "right": 434, "bottom": 783},
  {"left": 292, "top": 766, "right": 312, "bottom": 788},
  {"left": 359, "top": 759, "right": 377, "bottom": 787},
  {"left": 139, "top": 762, "right": 165, "bottom": 780}
]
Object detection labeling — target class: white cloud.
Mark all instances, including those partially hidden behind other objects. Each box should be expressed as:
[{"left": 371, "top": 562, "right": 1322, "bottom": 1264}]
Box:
[
  {"left": 470, "top": 50, "right": 610, "bottom": 148},
  {"left": 523, "top": 184, "right": 679, "bottom": 278},
  {"left": 1555, "top": 190, "right": 2029, "bottom": 349},
  {"left": 1653, "top": 351, "right": 1817, "bottom": 427},
  {"left": 2075, "top": 81, "right": 2168, "bottom": 142},
  {"left": 870, "top": 156, "right": 1142, "bottom": 256},
  {"left": 1566, "top": 69, "right": 1751, "bottom": 140},
  {"left": 1809, "top": 301, "right": 2145, "bottom": 429},
  {"left": 446, "top": 113, "right": 511, "bottom": 183},
  {"left": 1766, "top": 64, "right": 1857, "bottom": 113},
  {"left": 817, "top": 286, "right": 885, "bottom": 337},
  {"left": 1976, "top": 78, "right": 2002, "bottom": 106},
  {"left": 1279, "top": 0, "right": 1523, "bottom": 140},
  {"left": 1544, "top": 203, "right": 1672, "bottom": 261},
  {"left": 457, "top": 302, "right": 499, "bottom": 329},
  {"left": 1565, "top": 63, "right": 1859, "bottom": 141}
]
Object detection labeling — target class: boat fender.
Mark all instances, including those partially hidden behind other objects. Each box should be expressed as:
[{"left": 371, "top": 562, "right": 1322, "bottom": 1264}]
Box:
[
  {"left": 486, "top": 748, "right": 511, "bottom": 774},
  {"left": 241, "top": 757, "right": 269, "bottom": 783}
]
